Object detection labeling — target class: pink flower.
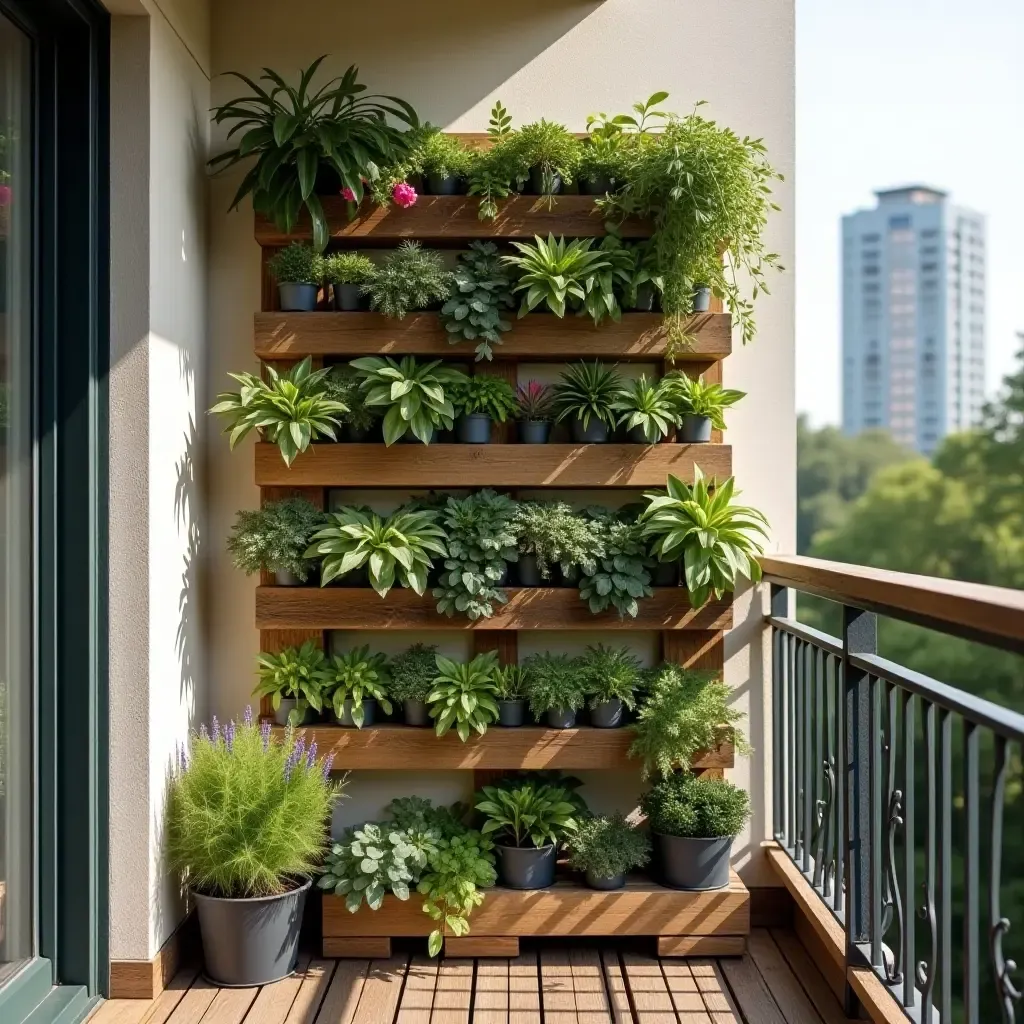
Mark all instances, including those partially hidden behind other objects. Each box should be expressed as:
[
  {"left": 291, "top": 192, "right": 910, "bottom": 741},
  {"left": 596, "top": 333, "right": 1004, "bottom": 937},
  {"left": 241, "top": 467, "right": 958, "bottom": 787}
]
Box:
[
  {"left": 340, "top": 186, "right": 357, "bottom": 202},
  {"left": 0, "top": 185, "right": 11, "bottom": 207},
  {"left": 392, "top": 182, "right": 418, "bottom": 209}
]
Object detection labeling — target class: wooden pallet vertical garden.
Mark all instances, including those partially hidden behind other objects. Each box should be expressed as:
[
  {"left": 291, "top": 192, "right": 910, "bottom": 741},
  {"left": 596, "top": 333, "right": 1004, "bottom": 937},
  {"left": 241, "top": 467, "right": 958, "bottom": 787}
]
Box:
[{"left": 252, "top": 191, "right": 750, "bottom": 958}]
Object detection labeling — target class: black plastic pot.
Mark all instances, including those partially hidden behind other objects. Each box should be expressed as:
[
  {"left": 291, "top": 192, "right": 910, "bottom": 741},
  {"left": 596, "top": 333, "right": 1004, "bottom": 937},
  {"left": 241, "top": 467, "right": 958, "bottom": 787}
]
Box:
[
  {"left": 333, "top": 698, "right": 376, "bottom": 728},
  {"left": 332, "top": 283, "right": 364, "bottom": 311},
  {"left": 516, "top": 552, "right": 543, "bottom": 587},
  {"left": 345, "top": 424, "right": 374, "bottom": 443},
  {"left": 194, "top": 878, "right": 310, "bottom": 986},
  {"left": 578, "top": 174, "right": 613, "bottom": 196},
  {"left": 589, "top": 698, "right": 624, "bottom": 729},
  {"left": 693, "top": 285, "right": 712, "bottom": 312},
  {"left": 679, "top": 415, "right": 712, "bottom": 443},
  {"left": 571, "top": 415, "right": 609, "bottom": 444},
  {"left": 403, "top": 698, "right": 430, "bottom": 727},
  {"left": 627, "top": 425, "right": 655, "bottom": 445},
  {"left": 585, "top": 869, "right": 626, "bottom": 891},
  {"left": 653, "top": 833, "right": 732, "bottom": 890},
  {"left": 652, "top": 561, "right": 680, "bottom": 587},
  {"left": 398, "top": 426, "right": 438, "bottom": 444},
  {"left": 457, "top": 414, "right": 493, "bottom": 444},
  {"left": 274, "top": 699, "right": 313, "bottom": 727},
  {"left": 519, "top": 420, "right": 551, "bottom": 444},
  {"left": 498, "top": 699, "right": 526, "bottom": 727},
  {"left": 632, "top": 283, "right": 656, "bottom": 312},
  {"left": 425, "top": 173, "right": 463, "bottom": 195},
  {"left": 274, "top": 569, "right": 302, "bottom": 587},
  {"left": 495, "top": 843, "right": 557, "bottom": 889},
  {"left": 332, "top": 564, "right": 370, "bottom": 588},
  {"left": 527, "top": 165, "right": 562, "bottom": 195},
  {"left": 545, "top": 706, "right": 577, "bottom": 729},
  {"left": 555, "top": 565, "right": 579, "bottom": 589},
  {"left": 405, "top": 173, "right": 425, "bottom": 194},
  {"left": 277, "top": 282, "right": 318, "bottom": 312}
]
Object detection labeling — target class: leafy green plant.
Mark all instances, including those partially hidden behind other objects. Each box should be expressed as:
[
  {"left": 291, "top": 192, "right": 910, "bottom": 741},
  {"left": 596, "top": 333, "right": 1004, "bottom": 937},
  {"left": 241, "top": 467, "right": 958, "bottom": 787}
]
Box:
[
  {"left": 351, "top": 355, "right": 466, "bottom": 444},
  {"left": 578, "top": 233, "right": 635, "bottom": 325},
  {"left": 306, "top": 506, "right": 447, "bottom": 595},
  {"left": 322, "top": 364, "right": 380, "bottom": 433},
  {"left": 209, "top": 58, "right": 418, "bottom": 252},
  {"left": 494, "top": 664, "right": 529, "bottom": 701},
  {"left": 467, "top": 102, "right": 522, "bottom": 220},
  {"left": 439, "top": 242, "right": 516, "bottom": 361},
  {"left": 612, "top": 375, "right": 676, "bottom": 442},
  {"left": 502, "top": 235, "right": 610, "bottom": 318},
  {"left": 641, "top": 772, "right": 751, "bottom": 839},
  {"left": 433, "top": 489, "right": 518, "bottom": 620},
  {"left": 253, "top": 641, "right": 327, "bottom": 724},
  {"left": 322, "top": 252, "right": 376, "bottom": 285},
  {"left": 322, "top": 645, "right": 393, "bottom": 726},
  {"left": 511, "top": 501, "right": 603, "bottom": 580},
  {"left": 168, "top": 708, "right": 342, "bottom": 897},
  {"left": 621, "top": 239, "right": 665, "bottom": 307},
  {"left": 363, "top": 242, "right": 453, "bottom": 319},
  {"left": 227, "top": 497, "right": 326, "bottom": 580},
  {"left": 639, "top": 469, "right": 769, "bottom": 607},
  {"left": 577, "top": 644, "right": 641, "bottom": 709},
  {"left": 578, "top": 512, "right": 653, "bottom": 618},
  {"left": 515, "top": 381, "right": 555, "bottom": 422},
  {"left": 418, "top": 129, "right": 475, "bottom": 180},
  {"left": 387, "top": 796, "right": 469, "bottom": 837},
  {"left": 629, "top": 664, "right": 749, "bottom": 779},
  {"left": 553, "top": 361, "right": 623, "bottom": 430},
  {"left": 511, "top": 119, "right": 581, "bottom": 195},
  {"left": 209, "top": 356, "right": 348, "bottom": 467},
  {"left": 427, "top": 652, "right": 500, "bottom": 741},
  {"left": 567, "top": 814, "right": 650, "bottom": 878},
  {"left": 450, "top": 375, "right": 519, "bottom": 423},
  {"left": 388, "top": 643, "right": 440, "bottom": 703},
  {"left": 267, "top": 242, "right": 324, "bottom": 284},
  {"left": 664, "top": 373, "right": 746, "bottom": 429},
  {"left": 522, "top": 652, "right": 587, "bottom": 718},
  {"left": 577, "top": 113, "right": 631, "bottom": 190},
  {"left": 476, "top": 781, "right": 579, "bottom": 849}
]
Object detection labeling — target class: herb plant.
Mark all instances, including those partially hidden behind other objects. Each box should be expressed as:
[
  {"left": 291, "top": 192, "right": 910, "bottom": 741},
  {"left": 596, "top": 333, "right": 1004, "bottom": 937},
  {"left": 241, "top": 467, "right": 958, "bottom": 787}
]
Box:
[
  {"left": 522, "top": 652, "right": 587, "bottom": 718},
  {"left": 439, "top": 242, "right": 516, "bottom": 361},
  {"left": 322, "top": 252, "right": 376, "bottom": 285},
  {"left": 363, "top": 242, "right": 453, "bottom": 319},
  {"left": 664, "top": 373, "right": 746, "bottom": 429},
  {"left": 612, "top": 375, "right": 676, "bottom": 442},
  {"left": 515, "top": 381, "right": 555, "bottom": 422},
  {"left": 511, "top": 501, "right": 603, "bottom": 580},
  {"left": 578, "top": 512, "right": 653, "bottom": 618},
  {"left": 227, "top": 497, "right": 326, "bottom": 580},
  {"left": 387, "top": 796, "right": 470, "bottom": 837},
  {"left": 567, "top": 814, "right": 651, "bottom": 878},
  {"left": 503, "top": 235, "right": 610, "bottom": 317},
  {"left": 577, "top": 644, "right": 641, "bottom": 709},
  {"left": 641, "top": 772, "right": 751, "bottom": 839},
  {"left": 495, "top": 664, "right": 529, "bottom": 701},
  {"left": 322, "top": 365, "right": 380, "bottom": 434},
  {"left": 418, "top": 129, "right": 475, "bottom": 181},
  {"left": 553, "top": 361, "right": 623, "bottom": 431},
  {"left": 467, "top": 102, "right": 521, "bottom": 220},
  {"left": 388, "top": 643, "right": 440, "bottom": 703},
  {"left": 168, "top": 708, "right": 342, "bottom": 898},
  {"left": 253, "top": 641, "right": 327, "bottom": 724},
  {"left": 322, "top": 645, "right": 393, "bottom": 726},
  {"left": 267, "top": 242, "right": 324, "bottom": 284},
  {"left": 427, "top": 651, "right": 501, "bottom": 741},
  {"left": 450, "top": 375, "right": 519, "bottom": 422},
  {"left": 512, "top": 119, "right": 581, "bottom": 195},
  {"left": 475, "top": 780, "right": 579, "bottom": 848}
]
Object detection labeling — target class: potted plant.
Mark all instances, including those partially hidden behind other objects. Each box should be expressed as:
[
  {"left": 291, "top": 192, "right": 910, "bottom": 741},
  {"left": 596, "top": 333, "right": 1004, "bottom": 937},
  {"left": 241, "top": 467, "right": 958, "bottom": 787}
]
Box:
[
  {"left": 639, "top": 469, "right": 769, "bottom": 607},
  {"left": 625, "top": 241, "right": 665, "bottom": 312},
  {"left": 389, "top": 642, "right": 440, "bottom": 727},
  {"left": 612, "top": 375, "right": 676, "bottom": 443},
  {"left": 168, "top": 707, "right": 342, "bottom": 986},
  {"left": 494, "top": 664, "right": 529, "bottom": 727},
  {"left": 227, "top": 496, "right": 326, "bottom": 586},
  {"left": 253, "top": 640, "right": 327, "bottom": 725},
  {"left": 578, "top": 644, "right": 640, "bottom": 728},
  {"left": 664, "top": 373, "right": 745, "bottom": 443},
  {"left": 450, "top": 374, "right": 518, "bottom": 444},
  {"left": 511, "top": 501, "right": 602, "bottom": 587},
  {"left": 522, "top": 652, "right": 587, "bottom": 729},
  {"left": 567, "top": 813, "right": 651, "bottom": 890},
  {"left": 577, "top": 111, "right": 630, "bottom": 195},
  {"left": 440, "top": 242, "right": 516, "bottom": 361},
  {"left": 322, "top": 365, "right": 380, "bottom": 442},
  {"left": 322, "top": 645, "right": 392, "bottom": 728},
  {"left": 515, "top": 381, "right": 555, "bottom": 444},
  {"left": 502, "top": 235, "right": 610, "bottom": 318},
  {"left": 323, "top": 252, "right": 375, "bottom": 311},
  {"left": 641, "top": 772, "right": 750, "bottom": 891},
  {"left": 418, "top": 130, "right": 474, "bottom": 194},
  {"left": 267, "top": 243, "right": 324, "bottom": 311},
  {"left": 306, "top": 506, "right": 447, "bottom": 596},
  {"left": 475, "top": 779, "right": 579, "bottom": 889},
  {"left": 577, "top": 510, "right": 654, "bottom": 618},
  {"left": 362, "top": 241, "right": 453, "bottom": 319},
  {"left": 552, "top": 361, "right": 623, "bottom": 443},
  {"left": 692, "top": 284, "right": 712, "bottom": 312},
  {"left": 512, "top": 119, "right": 581, "bottom": 196},
  {"left": 351, "top": 355, "right": 466, "bottom": 445},
  {"left": 427, "top": 651, "right": 500, "bottom": 741},
  {"left": 628, "top": 663, "right": 749, "bottom": 779}
]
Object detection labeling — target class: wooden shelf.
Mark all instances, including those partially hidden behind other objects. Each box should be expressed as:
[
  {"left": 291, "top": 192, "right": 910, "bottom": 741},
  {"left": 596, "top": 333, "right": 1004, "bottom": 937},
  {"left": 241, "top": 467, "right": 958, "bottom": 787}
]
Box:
[
  {"left": 254, "top": 195, "right": 651, "bottom": 245},
  {"left": 254, "top": 441, "right": 731, "bottom": 488},
  {"left": 274, "top": 724, "right": 734, "bottom": 771},
  {"left": 255, "top": 586, "right": 732, "bottom": 631},
  {"left": 253, "top": 311, "right": 732, "bottom": 362}
]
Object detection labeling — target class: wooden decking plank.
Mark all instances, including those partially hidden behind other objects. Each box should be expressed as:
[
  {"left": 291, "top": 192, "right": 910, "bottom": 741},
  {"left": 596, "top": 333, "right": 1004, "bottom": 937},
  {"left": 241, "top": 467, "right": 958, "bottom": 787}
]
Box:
[
  {"left": 431, "top": 959, "right": 473, "bottom": 1024},
  {"left": 199, "top": 986, "right": 259, "bottom": 1024},
  {"left": 243, "top": 955, "right": 312, "bottom": 1024},
  {"left": 716, "top": 954, "right": 789, "bottom": 1024},
  {"left": 508, "top": 951, "right": 540, "bottom": 1024},
  {"left": 540, "top": 948, "right": 578, "bottom": 1024},
  {"left": 472, "top": 958, "right": 509, "bottom": 1024},
  {"left": 660, "top": 961, "right": 711, "bottom": 1022},
  {"left": 768, "top": 929, "right": 855, "bottom": 1024},
  {"left": 598, "top": 952, "right": 631, "bottom": 1024},
  {"left": 398, "top": 957, "right": 439, "bottom": 1024},
  {"left": 316, "top": 958, "right": 372, "bottom": 1024},
  {"left": 286, "top": 961, "right": 337, "bottom": 1024},
  {"left": 747, "top": 930, "right": 835, "bottom": 1023},
  {"left": 688, "top": 962, "right": 742, "bottom": 1024},
  {"left": 164, "top": 979, "right": 219, "bottom": 1024},
  {"left": 91, "top": 967, "right": 201, "bottom": 1024},
  {"left": 620, "top": 954, "right": 674, "bottom": 1024},
  {"left": 348, "top": 957, "right": 408, "bottom": 1024},
  {"left": 568, "top": 948, "right": 611, "bottom": 1024}
]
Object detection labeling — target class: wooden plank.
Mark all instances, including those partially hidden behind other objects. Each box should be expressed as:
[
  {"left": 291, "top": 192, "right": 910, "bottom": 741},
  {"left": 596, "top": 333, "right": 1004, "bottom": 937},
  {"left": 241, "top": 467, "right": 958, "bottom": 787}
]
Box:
[
  {"left": 197, "top": 987, "right": 259, "bottom": 1024},
  {"left": 793, "top": 912, "right": 845, "bottom": 1004},
  {"left": 90, "top": 966, "right": 200, "bottom": 1024},
  {"left": 656, "top": 936, "right": 746, "bottom": 957},
  {"left": 256, "top": 587, "right": 733, "bottom": 633},
  {"left": 322, "top": 937, "right": 393, "bottom": 959},
  {"left": 599, "top": 952, "right": 631, "bottom": 1024},
  {"left": 540, "top": 949, "right": 577, "bottom": 1024},
  {"left": 471, "top": 632, "right": 518, "bottom": 667},
  {"left": 430, "top": 959, "right": 473, "bottom": 1024},
  {"left": 255, "top": 442, "right": 732, "bottom": 489},
  {"left": 568, "top": 948, "right": 611, "bottom": 1024},
  {"left": 748, "top": 888, "right": 793, "bottom": 929},
  {"left": 472, "top": 958, "right": 508, "bottom": 1024},
  {"left": 276, "top": 725, "right": 733, "bottom": 771},
  {"left": 254, "top": 196, "right": 651, "bottom": 245},
  {"left": 253, "top": 312, "right": 731, "bottom": 362},
  {"left": 323, "top": 873, "right": 749, "bottom": 938},
  {"left": 746, "top": 929, "right": 833, "bottom": 1023},
  {"left": 620, "top": 953, "right": 675, "bottom": 1024},
  {"left": 508, "top": 951, "right": 540, "bottom": 1024},
  {"left": 846, "top": 968, "right": 907, "bottom": 1024},
  {"left": 717, "top": 956, "right": 788, "bottom": 1024},
  {"left": 243, "top": 954, "right": 311, "bottom": 1024},
  {"left": 285, "top": 961, "right": 337, "bottom": 1024},
  {"left": 688, "top": 962, "right": 742, "bottom": 1024},
  {"left": 164, "top": 980, "right": 218, "bottom": 1024},
  {"left": 397, "top": 958, "right": 439, "bottom": 1024},
  {"left": 769, "top": 929, "right": 856, "bottom": 1024},
  {"left": 445, "top": 936, "right": 519, "bottom": 957},
  {"left": 659, "top": 961, "right": 711, "bottom": 1022},
  {"left": 317, "top": 958, "right": 372, "bottom": 1024},
  {"left": 348, "top": 958, "right": 408, "bottom": 1024},
  {"left": 661, "top": 631, "right": 724, "bottom": 672}
]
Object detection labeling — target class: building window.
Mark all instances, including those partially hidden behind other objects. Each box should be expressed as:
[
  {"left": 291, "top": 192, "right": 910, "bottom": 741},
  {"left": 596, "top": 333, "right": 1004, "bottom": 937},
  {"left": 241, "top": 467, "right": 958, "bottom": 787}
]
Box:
[{"left": 889, "top": 215, "right": 912, "bottom": 229}]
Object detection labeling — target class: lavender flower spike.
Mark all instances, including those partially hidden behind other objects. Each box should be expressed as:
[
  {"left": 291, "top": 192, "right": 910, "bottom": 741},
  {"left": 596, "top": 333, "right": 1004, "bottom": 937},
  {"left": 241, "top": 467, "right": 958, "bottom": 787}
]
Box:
[
  {"left": 260, "top": 719, "right": 272, "bottom": 751},
  {"left": 243, "top": 705, "right": 254, "bottom": 727},
  {"left": 305, "top": 741, "right": 318, "bottom": 769},
  {"left": 283, "top": 742, "right": 302, "bottom": 784},
  {"left": 199, "top": 722, "right": 209, "bottom": 742},
  {"left": 225, "top": 719, "right": 236, "bottom": 752},
  {"left": 321, "top": 753, "right": 336, "bottom": 780},
  {"left": 211, "top": 715, "right": 220, "bottom": 743}
]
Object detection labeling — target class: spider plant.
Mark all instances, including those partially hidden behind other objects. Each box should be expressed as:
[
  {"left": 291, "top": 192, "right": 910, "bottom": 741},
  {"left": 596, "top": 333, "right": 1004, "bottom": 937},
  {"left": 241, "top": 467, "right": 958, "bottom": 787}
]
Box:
[
  {"left": 612, "top": 375, "right": 676, "bottom": 443},
  {"left": 502, "top": 235, "right": 610, "bottom": 317},
  {"left": 552, "top": 361, "right": 624, "bottom": 431}
]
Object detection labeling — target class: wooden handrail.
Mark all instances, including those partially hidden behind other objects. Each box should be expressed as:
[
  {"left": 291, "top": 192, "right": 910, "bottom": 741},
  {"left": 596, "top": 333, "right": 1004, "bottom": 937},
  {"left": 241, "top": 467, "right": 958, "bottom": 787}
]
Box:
[{"left": 760, "top": 554, "right": 1024, "bottom": 653}]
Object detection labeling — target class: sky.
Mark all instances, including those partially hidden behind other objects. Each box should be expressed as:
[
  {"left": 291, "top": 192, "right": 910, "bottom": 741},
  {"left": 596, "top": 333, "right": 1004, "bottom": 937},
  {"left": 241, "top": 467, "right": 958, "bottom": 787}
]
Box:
[{"left": 795, "top": 0, "right": 1024, "bottom": 425}]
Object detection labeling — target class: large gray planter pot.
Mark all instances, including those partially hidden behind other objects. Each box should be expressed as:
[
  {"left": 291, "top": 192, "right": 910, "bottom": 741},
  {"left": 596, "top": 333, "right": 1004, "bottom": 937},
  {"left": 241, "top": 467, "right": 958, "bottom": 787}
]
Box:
[
  {"left": 653, "top": 833, "right": 732, "bottom": 891},
  {"left": 496, "top": 843, "right": 557, "bottom": 889},
  {"left": 274, "top": 699, "right": 313, "bottom": 727},
  {"left": 425, "top": 173, "right": 463, "bottom": 195},
  {"left": 278, "top": 282, "right": 318, "bottom": 312},
  {"left": 403, "top": 698, "right": 429, "bottom": 727},
  {"left": 332, "top": 283, "right": 364, "bottom": 311},
  {"left": 545, "top": 706, "right": 577, "bottom": 729},
  {"left": 457, "top": 414, "right": 492, "bottom": 444},
  {"left": 571, "top": 415, "right": 609, "bottom": 444},
  {"left": 679, "top": 415, "right": 712, "bottom": 443},
  {"left": 516, "top": 552, "right": 543, "bottom": 587},
  {"left": 589, "top": 698, "right": 624, "bottom": 729},
  {"left": 274, "top": 569, "right": 302, "bottom": 587},
  {"left": 498, "top": 699, "right": 525, "bottom": 727},
  {"left": 519, "top": 420, "right": 550, "bottom": 444},
  {"left": 692, "top": 286, "right": 712, "bottom": 312},
  {"left": 333, "top": 698, "right": 377, "bottom": 728},
  {"left": 585, "top": 869, "right": 626, "bottom": 891},
  {"left": 194, "top": 878, "right": 310, "bottom": 987}
]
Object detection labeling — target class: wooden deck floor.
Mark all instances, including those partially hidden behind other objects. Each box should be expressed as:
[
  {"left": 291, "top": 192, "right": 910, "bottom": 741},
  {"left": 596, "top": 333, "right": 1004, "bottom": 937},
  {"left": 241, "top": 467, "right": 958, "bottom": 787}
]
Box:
[{"left": 89, "top": 930, "right": 856, "bottom": 1024}]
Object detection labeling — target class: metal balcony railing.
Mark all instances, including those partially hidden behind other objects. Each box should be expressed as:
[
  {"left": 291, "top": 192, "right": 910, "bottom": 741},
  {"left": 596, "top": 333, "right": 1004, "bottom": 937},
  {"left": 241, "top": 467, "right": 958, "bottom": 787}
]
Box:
[{"left": 762, "top": 555, "right": 1024, "bottom": 1024}]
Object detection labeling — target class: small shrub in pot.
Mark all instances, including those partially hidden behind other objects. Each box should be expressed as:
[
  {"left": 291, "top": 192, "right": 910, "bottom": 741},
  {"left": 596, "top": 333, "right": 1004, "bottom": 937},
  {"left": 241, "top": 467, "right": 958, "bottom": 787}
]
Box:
[
  {"left": 511, "top": 119, "right": 581, "bottom": 196},
  {"left": 227, "top": 497, "right": 326, "bottom": 586},
  {"left": 323, "top": 252, "right": 375, "bottom": 311},
  {"left": 267, "top": 242, "right": 324, "bottom": 312},
  {"left": 567, "top": 813, "right": 650, "bottom": 890},
  {"left": 450, "top": 374, "right": 518, "bottom": 444},
  {"left": 418, "top": 130, "right": 474, "bottom": 194},
  {"left": 578, "top": 643, "right": 640, "bottom": 728},
  {"left": 389, "top": 642, "right": 440, "bottom": 727},
  {"left": 253, "top": 640, "right": 327, "bottom": 726},
  {"left": 522, "top": 652, "right": 587, "bottom": 729},
  {"left": 322, "top": 645, "right": 392, "bottom": 728},
  {"left": 362, "top": 241, "right": 453, "bottom": 319},
  {"left": 515, "top": 381, "right": 555, "bottom": 444}
]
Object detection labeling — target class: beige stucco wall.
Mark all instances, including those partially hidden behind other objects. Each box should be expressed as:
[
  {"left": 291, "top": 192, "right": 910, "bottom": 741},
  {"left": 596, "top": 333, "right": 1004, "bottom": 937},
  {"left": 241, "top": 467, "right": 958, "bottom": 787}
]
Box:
[{"left": 205, "top": 0, "right": 795, "bottom": 888}]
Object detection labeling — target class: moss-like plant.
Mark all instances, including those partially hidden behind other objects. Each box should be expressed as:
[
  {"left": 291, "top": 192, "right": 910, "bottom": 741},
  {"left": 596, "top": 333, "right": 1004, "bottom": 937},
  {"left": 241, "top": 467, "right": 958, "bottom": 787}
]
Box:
[
  {"left": 267, "top": 242, "right": 324, "bottom": 284},
  {"left": 322, "top": 252, "right": 376, "bottom": 285},
  {"left": 227, "top": 497, "right": 326, "bottom": 580},
  {"left": 641, "top": 772, "right": 751, "bottom": 839},
  {"left": 567, "top": 814, "right": 651, "bottom": 878},
  {"left": 522, "top": 652, "right": 587, "bottom": 718},
  {"left": 363, "top": 242, "right": 453, "bottom": 319},
  {"left": 388, "top": 643, "right": 440, "bottom": 703},
  {"left": 418, "top": 130, "right": 475, "bottom": 180}
]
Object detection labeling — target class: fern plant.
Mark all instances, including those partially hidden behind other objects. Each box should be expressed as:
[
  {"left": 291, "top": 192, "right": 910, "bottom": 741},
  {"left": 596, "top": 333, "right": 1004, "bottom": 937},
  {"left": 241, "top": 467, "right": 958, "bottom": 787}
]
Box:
[
  {"left": 522, "top": 652, "right": 587, "bottom": 718},
  {"left": 577, "top": 644, "right": 641, "bottom": 709},
  {"left": 363, "top": 242, "right": 453, "bottom": 319},
  {"left": 227, "top": 497, "right": 326, "bottom": 580},
  {"left": 439, "top": 242, "right": 515, "bottom": 361}
]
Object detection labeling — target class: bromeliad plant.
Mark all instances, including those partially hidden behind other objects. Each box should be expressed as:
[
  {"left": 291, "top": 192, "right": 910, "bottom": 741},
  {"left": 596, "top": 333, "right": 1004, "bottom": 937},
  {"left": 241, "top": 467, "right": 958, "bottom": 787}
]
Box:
[
  {"left": 363, "top": 242, "right": 453, "bottom": 319},
  {"left": 449, "top": 375, "right": 519, "bottom": 424},
  {"left": 426, "top": 651, "right": 501, "bottom": 741},
  {"left": 253, "top": 640, "right": 327, "bottom": 725},
  {"left": 612, "top": 375, "right": 676, "bottom": 442},
  {"left": 209, "top": 57, "right": 419, "bottom": 252},
  {"left": 578, "top": 510, "right": 654, "bottom": 618},
  {"left": 322, "top": 645, "right": 393, "bottom": 727},
  {"left": 522, "top": 652, "right": 588, "bottom": 719},
  {"left": 227, "top": 496, "right": 326, "bottom": 581},
  {"left": 439, "top": 242, "right": 516, "bottom": 361},
  {"left": 664, "top": 373, "right": 746, "bottom": 429},
  {"left": 502, "top": 235, "right": 610, "bottom": 318},
  {"left": 515, "top": 381, "right": 556, "bottom": 423},
  {"left": 553, "top": 361, "right": 624, "bottom": 433},
  {"left": 475, "top": 780, "right": 580, "bottom": 849},
  {"left": 639, "top": 469, "right": 769, "bottom": 607},
  {"left": 209, "top": 356, "right": 348, "bottom": 467}
]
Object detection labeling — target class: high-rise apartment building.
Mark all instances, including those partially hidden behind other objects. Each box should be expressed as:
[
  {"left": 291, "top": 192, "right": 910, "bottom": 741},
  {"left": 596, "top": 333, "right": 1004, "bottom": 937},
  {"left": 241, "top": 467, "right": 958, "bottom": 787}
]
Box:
[{"left": 841, "top": 186, "right": 986, "bottom": 454}]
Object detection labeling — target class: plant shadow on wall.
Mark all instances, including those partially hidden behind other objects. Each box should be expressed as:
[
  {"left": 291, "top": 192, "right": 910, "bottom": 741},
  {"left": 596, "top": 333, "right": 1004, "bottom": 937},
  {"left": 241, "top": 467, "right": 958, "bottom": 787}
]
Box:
[{"left": 175, "top": 414, "right": 201, "bottom": 708}]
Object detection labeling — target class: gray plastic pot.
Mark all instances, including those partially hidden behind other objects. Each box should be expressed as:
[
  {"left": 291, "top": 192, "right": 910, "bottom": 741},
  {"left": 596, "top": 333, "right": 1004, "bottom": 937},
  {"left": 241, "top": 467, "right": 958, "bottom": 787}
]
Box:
[
  {"left": 578, "top": 174, "right": 613, "bottom": 196},
  {"left": 585, "top": 869, "right": 626, "bottom": 891},
  {"left": 495, "top": 843, "right": 557, "bottom": 889},
  {"left": 571, "top": 415, "right": 609, "bottom": 444},
  {"left": 679, "top": 415, "right": 712, "bottom": 443},
  {"left": 519, "top": 420, "right": 551, "bottom": 444},
  {"left": 545, "top": 706, "right": 577, "bottom": 729},
  {"left": 498, "top": 699, "right": 525, "bottom": 727},
  {"left": 274, "top": 569, "right": 302, "bottom": 586},
  {"left": 278, "top": 282, "right": 318, "bottom": 312},
  {"left": 457, "top": 414, "right": 492, "bottom": 444},
  {"left": 425, "top": 173, "right": 463, "bottom": 195},
  {"left": 527, "top": 166, "right": 562, "bottom": 195},
  {"left": 652, "top": 561, "right": 680, "bottom": 587},
  {"left": 692, "top": 286, "right": 712, "bottom": 312},
  {"left": 516, "top": 552, "right": 543, "bottom": 587},
  {"left": 333, "top": 698, "right": 376, "bottom": 728},
  {"left": 632, "top": 283, "right": 656, "bottom": 312},
  {"left": 627, "top": 425, "right": 656, "bottom": 445},
  {"left": 332, "top": 283, "right": 364, "bottom": 311},
  {"left": 274, "top": 699, "right": 313, "bottom": 727},
  {"left": 403, "top": 698, "right": 429, "bottom": 728},
  {"left": 654, "top": 833, "right": 732, "bottom": 890},
  {"left": 589, "top": 698, "right": 624, "bottom": 729},
  {"left": 193, "top": 878, "right": 310, "bottom": 987}
]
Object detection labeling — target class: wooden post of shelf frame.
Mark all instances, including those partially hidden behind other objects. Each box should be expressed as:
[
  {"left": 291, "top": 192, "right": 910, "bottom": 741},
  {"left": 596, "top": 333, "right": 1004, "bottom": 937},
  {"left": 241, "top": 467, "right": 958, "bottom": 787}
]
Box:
[
  {"left": 662, "top": 630, "right": 726, "bottom": 779},
  {"left": 472, "top": 632, "right": 519, "bottom": 790}
]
